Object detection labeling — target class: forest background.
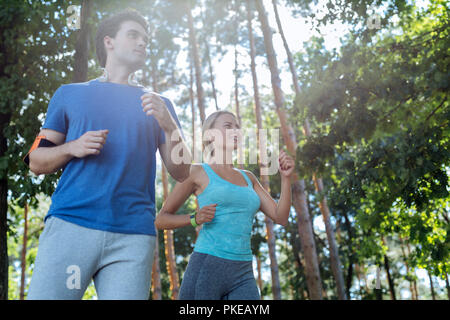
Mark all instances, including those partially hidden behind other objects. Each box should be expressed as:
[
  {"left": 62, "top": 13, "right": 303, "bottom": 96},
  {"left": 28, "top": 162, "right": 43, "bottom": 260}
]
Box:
[{"left": 0, "top": 0, "right": 448, "bottom": 300}]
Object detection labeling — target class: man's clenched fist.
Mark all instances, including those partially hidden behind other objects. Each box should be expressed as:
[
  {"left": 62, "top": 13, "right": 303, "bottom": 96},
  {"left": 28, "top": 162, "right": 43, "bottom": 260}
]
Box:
[
  {"left": 69, "top": 130, "right": 109, "bottom": 158},
  {"left": 141, "top": 92, "right": 177, "bottom": 133}
]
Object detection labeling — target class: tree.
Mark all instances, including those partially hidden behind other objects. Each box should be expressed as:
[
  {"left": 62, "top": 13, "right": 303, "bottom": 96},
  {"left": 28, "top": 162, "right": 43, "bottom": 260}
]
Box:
[
  {"left": 0, "top": 0, "right": 81, "bottom": 299},
  {"left": 186, "top": 1, "right": 206, "bottom": 123},
  {"left": 254, "top": 0, "right": 323, "bottom": 299},
  {"left": 19, "top": 203, "right": 28, "bottom": 300},
  {"left": 292, "top": 0, "right": 449, "bottom": 298},
  {"left": 271, "top": 0, "right": 347, "bottom": 299},
  {"left": 73, "top": 0, "right": 93, "bottom": 83},
  {"left": 246, "top": 0, "right": 282, "bottom": 299},
  {"left": 162, "top": 164, "right": 180, "bottom": 299}
]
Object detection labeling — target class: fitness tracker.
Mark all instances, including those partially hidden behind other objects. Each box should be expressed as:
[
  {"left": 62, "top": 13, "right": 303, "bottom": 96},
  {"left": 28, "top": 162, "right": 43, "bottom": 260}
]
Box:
[{"left": 190, "top": 214, "right": 198, "bottom": 227}]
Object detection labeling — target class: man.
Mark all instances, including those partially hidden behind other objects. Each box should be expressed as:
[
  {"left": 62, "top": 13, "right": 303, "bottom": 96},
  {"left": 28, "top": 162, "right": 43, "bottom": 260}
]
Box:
[{"left": 25, "top": 10, "right": 191, "bottom": 299}]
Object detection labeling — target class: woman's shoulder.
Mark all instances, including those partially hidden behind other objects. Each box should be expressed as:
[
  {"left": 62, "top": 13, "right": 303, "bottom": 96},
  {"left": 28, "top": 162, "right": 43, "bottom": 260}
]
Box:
[
  {"left": 190, "top": 162, "right": 205, "bottom": 171},
  {"left": 189, "top": 163, "right": 207, "bottom": 179},
  {"left": 240, "top": 169, "right": 257, "bottom": 184},
  {"left": 188, "top": 164, "right": 209, "bottom": 194}
]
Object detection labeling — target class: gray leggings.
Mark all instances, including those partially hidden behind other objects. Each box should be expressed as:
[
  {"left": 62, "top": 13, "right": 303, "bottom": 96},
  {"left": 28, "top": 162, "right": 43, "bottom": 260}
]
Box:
[
  {"left": 179, "top": 251, "right": 260, "bottom": 300},
  {"left": 28, "top": 216, "right": 155, "bottom": 300}
]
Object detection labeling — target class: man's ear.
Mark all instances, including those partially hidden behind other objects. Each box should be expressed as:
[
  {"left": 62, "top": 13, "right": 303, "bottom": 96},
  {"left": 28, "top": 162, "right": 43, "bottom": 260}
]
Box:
[{"left": 104, "top": 36, "right": 114, "bottom": 50}]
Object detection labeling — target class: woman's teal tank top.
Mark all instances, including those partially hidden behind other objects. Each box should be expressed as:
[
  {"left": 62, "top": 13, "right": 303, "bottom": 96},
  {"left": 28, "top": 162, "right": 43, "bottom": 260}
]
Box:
[{"left": 194, "top": 163, "right": 261, "bottom": 261}]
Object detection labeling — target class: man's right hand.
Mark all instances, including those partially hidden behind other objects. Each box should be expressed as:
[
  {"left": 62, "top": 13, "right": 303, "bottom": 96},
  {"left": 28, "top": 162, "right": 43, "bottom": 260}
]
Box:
[{"left": 69, "top": 130, "right": 109, "bottom": 158}]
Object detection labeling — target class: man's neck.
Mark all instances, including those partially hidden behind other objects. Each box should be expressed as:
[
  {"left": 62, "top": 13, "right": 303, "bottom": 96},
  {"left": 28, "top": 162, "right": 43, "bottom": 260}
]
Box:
[{"left": 104, "top": 60, "right": 137, "bottom": 85}]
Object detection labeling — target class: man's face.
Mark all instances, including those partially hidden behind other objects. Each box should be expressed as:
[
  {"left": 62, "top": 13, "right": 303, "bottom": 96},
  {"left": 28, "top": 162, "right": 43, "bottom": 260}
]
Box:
[{"left": 105, "top": 20, "right": 149, "bottom": 70}]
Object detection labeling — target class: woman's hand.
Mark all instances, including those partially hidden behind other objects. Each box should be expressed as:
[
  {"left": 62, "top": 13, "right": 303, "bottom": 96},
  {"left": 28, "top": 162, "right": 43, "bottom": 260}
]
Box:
[
  {"left": 196, "top": 203, "right": 217, "bottom": 225},
  {"left": 278, "top": 150, "right": 295, "bottom": 178}
]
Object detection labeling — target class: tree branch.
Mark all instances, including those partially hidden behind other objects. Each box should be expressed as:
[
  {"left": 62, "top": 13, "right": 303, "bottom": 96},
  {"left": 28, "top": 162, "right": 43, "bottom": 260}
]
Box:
[
  {"left": 425, "top": 94, "right": 448, "bottom": 122},
  {"left": 381, "top": 94, "right": 414, "bottom": 121}
]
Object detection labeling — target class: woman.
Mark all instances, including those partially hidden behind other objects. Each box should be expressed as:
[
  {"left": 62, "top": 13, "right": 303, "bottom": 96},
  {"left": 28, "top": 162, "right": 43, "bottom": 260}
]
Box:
[{"left": 155, "top": 110, "right": 295, "bottom": 300}]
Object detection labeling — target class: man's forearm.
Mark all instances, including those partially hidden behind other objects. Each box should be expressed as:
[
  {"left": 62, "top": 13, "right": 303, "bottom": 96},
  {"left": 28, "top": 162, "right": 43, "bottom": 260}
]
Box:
[
  {"left": 162, "top": 127, "right": 192, "bottom": 181},
  {"left": 29, "top": 141, "right": 74, "bottom": 175}
]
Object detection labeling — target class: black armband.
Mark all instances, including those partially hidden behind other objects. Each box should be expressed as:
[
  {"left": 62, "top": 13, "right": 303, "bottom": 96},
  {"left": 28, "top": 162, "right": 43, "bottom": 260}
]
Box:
[{"left": 23, "top": 135, "right": 57, "bottom": 166}]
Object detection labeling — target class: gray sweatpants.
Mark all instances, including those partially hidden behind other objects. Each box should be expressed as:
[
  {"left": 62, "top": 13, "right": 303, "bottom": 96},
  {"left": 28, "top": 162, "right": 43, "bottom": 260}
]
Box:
[{"left": 27, "top": 216, "right": 155, "bottom": 300}]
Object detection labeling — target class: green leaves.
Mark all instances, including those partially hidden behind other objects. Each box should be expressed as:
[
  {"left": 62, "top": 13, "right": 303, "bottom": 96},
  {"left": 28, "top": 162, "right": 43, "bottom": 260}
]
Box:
[{"left": 290, "top": 0, "right": 450, "bottom": 282}]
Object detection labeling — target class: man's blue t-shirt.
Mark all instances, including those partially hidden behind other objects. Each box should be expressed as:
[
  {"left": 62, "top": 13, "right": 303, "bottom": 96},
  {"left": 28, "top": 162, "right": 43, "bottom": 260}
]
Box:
[{"left": 42, "top": 79, "right": 182, "bottom": 235}]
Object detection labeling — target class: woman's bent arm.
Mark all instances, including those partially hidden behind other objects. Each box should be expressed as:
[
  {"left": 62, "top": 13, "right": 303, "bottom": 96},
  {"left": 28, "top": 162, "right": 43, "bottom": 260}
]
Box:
[
  {"left": 247, "top": 150, "right": 294, "bottom": 227},
  {"left": 154, "top": 171, "right": 196, "bottom": 230}
]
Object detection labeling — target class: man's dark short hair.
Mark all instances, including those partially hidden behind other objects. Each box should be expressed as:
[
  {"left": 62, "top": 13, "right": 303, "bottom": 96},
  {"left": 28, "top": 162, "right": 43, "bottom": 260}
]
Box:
[{"left": 95, "top": 9, "right": 149, "bottom": 68}]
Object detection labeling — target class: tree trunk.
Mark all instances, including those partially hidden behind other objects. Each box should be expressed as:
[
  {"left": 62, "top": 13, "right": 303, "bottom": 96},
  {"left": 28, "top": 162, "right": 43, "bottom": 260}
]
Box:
[
  {"left": 256, "top": 255, "right": 264, "bottom": 299},
  {"left": 151, "top": 232, "right": 162, "bottom": 300},
  {"left": 346, "top": 257, "right": 353, "bottom": 299},
  {"left": 156, "top": 66, "right": 179, "bottom": 298},
  {"left": 355, "top": 263, "right": 370, "bottom": 295},
  {"left": 265, "top": 217, "right": 282, "bottom": 299},
  {"left": 405, "top": 242, "right": 419, "bottom": 299},
  {"left": 310, "top": 225, "right": 328, "bottom": 299},
  {"left": 162, "top": 163, "right": 179, "bottom": 300},
  {"left": 0, "top": 113, "right": 10, "bottom": 300},
  {"left": 354, "top": 263, "right": 364, "bottom": 298},
  {"left": 72, "top": 0, "right": 92, "bottom": 83},
  {"left": 375, "top": 265, "right": 383, "bottom": 300},
  {"left": 232, "top": 2, "right": 248, "bottom": 168},
  {"left": 254, "top": 0, "right": 322, "bottom": 300},
  {"left": 199, "top": 4, "right": 219, "bottom": 111},
  {"left": 384, "top": 254, "right": 396, "bottom": 300},
  {"left": 163, "top": 229, "right": 179, "bottom": 299},
  {"left": 0, "top": 180, "right": 6, "bottom": 301},
  {"left": 361, "top": 263, "right": 370, "bottom": 294},
  {"left": 188, "top": 53, "right": 202, "bottom": 239},
  {"left": 428, "top": 271, "right": 436, "bottom": 300},
  {"left": 233, "top": 43, "right": 244, "bottom": 169},
  {"left": 186, "top": 2, "right": 205, "bottom": 124},
  {"left": 19, "top": 203, "right": 29, "bottom": 300},
  {"left": 189, "top": 53, "right": 196, "bottom": 159},
  {"left": 289, "top": 224, "right": 307, "bottom": 299},
  {"left": 313, "top": 175, "right": 347, "bottom": 299},
  {"left": 206, "top": 48, "right": 219, "bottom": 111},
  {"left": 413, "top": 270, "right": 419, "bottom": 299},
  {"left": 380, "top": 237, "right": 396, "bottom": 300},
  {"left": 343, "top": 211, "right": 354, "bottom": 299},
  {"left": 246, "top": 1, "right": 282, "bottom": 299},
  {"left": 399, "top": 237, "right": 415, "bottom": 299},
  {"left": 149, "top": 79, "right": 162, "bottom": 300},
  {"left": 271, "top": 0, "right": 346, "bottom": 300},
  {"left": 445, "top": 273, "right": 450, "bottom": 300}
]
